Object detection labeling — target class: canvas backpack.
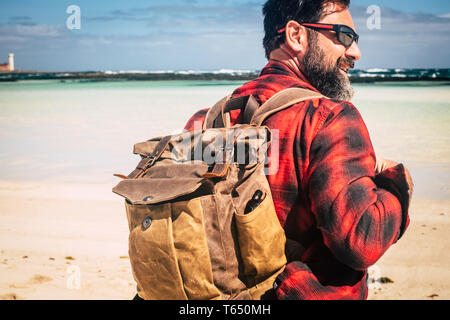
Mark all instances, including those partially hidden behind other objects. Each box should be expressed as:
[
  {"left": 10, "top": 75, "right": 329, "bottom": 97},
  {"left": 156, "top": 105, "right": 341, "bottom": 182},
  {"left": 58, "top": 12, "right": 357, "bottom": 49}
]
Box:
[{"left": 112, "top": 87, "right": 324, "bottom": 300}]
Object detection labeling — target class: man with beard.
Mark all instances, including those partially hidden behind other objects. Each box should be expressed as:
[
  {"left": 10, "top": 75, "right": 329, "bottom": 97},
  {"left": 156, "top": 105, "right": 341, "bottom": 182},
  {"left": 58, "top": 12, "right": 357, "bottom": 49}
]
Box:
[{"left": 184, "top": 0, "right": 413, "bottom": 300}]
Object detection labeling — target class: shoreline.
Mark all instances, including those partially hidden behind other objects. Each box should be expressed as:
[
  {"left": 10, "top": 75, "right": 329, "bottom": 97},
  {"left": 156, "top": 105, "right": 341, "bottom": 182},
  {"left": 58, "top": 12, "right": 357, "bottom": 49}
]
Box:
[{"left": 1, "top": 70, "right": 449, "bottom": 83}]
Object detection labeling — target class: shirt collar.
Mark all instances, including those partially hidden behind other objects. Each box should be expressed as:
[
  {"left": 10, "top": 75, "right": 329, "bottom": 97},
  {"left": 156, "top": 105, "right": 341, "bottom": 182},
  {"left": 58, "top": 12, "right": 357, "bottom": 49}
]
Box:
[{"left": 260, "top": 60, "right": 320, "bottom": 93}]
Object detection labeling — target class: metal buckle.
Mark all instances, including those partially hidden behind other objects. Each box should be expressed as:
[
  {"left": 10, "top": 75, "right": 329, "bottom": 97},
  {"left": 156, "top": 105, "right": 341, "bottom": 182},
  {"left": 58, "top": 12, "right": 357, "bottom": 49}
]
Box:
[{"left": 148, "top": 155, "right": 157, "bottom": 167}]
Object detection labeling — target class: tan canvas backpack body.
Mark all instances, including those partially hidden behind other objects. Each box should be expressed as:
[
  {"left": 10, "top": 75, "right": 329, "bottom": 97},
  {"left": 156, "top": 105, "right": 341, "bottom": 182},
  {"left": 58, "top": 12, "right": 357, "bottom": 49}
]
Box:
[{"left": 113, "top": 88, "right": 323, "bottom": 300}]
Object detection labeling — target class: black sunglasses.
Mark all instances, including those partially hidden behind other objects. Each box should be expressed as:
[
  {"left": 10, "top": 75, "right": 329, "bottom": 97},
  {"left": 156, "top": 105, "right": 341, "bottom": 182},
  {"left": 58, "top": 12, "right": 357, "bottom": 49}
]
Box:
[{"left": 278, "top": 22, "right": 359, "bottom": 48}]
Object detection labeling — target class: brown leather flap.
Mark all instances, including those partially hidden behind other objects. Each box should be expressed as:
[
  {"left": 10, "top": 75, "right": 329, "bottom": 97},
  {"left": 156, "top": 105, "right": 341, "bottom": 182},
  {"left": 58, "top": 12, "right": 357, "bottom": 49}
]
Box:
[
  {"left": 133, "top": 137, "right": 165, "bottom": 157},
  {"left": 112, "top": 163, "right": 209, "bottom": 205}
]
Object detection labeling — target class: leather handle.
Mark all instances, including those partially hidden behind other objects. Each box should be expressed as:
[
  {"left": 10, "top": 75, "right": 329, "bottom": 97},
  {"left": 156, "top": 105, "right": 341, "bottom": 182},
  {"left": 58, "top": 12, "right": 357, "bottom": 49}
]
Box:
[{"left": 204, "top": 94, "right": 260, "bottom": 129}]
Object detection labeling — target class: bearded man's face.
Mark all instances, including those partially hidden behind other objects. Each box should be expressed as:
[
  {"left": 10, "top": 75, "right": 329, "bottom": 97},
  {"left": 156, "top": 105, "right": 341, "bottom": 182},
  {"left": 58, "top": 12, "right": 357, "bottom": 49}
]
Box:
[
  {"left": 303, "top": 29, "right": 355, "bottom": 101},
  {"left": 300, "top": 3, "right": 361, "bottom": 101}
]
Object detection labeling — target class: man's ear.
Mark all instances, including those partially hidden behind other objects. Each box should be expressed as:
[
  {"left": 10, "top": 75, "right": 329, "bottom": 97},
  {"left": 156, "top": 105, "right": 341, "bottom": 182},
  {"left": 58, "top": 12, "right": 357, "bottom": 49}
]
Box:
[{"left": 284, "top": 20, "right": 308, "bottom": 54}]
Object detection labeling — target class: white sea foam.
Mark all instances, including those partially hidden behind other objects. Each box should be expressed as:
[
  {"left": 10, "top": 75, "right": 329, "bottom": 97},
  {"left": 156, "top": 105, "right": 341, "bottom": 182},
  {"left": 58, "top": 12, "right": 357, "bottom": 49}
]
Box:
[
  {"left": 358, "top": 73, "right": 381, "bottom": 78},
  {"left": 366, "top": 68, "right": 390, "bottom": 73}
]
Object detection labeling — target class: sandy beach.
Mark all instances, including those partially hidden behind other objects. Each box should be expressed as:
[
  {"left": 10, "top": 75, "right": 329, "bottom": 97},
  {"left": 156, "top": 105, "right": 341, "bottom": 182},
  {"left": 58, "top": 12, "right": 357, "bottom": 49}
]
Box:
[
  {"left": 0, "top": 80, "right": 448, "bottom": 300},
  {"left": 0, "top": 181, "right": 136, "bottom": 300},
  {"left": 0, "top": 179, "right": 448, "bottom": 300}
]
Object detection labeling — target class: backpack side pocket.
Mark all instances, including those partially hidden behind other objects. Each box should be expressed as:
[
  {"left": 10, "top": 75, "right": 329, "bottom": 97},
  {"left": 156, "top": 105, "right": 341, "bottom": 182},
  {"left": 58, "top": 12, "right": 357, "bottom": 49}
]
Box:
[{"left": 234, "top": 191, "right": 286, "bottom": 287}]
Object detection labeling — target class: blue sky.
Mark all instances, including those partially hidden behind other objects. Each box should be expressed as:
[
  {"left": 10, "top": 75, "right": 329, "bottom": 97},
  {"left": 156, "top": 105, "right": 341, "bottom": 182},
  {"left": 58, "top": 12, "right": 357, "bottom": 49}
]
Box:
[{"left": 0, "top": 0, "right": 449, "bottom": 71}]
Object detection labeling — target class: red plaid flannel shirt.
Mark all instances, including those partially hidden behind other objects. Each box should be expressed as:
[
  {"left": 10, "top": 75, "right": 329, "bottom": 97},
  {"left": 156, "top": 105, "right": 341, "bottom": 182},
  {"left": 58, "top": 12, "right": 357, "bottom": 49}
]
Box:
[{"left": 184, "top": 60, "right": 411, "bottom": 300}]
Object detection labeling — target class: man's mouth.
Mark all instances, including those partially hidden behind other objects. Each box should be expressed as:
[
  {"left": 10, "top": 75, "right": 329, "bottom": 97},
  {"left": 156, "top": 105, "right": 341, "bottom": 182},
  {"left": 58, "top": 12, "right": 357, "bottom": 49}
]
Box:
[{"left": 338, "top": 59, "right": 355, "bottom": 74}]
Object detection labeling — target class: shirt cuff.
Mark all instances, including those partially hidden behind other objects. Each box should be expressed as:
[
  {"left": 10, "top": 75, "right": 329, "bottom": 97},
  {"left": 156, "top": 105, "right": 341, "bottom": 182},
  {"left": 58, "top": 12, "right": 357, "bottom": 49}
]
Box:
[
  {"left": 273, "top": 261, "right": 314, "bottom": 300},
  {"left": 373, "top": 163, "right": 411, "bottom": 241},
  {"left": 273, "top": 261, "right": 367, "bottom": 300}
]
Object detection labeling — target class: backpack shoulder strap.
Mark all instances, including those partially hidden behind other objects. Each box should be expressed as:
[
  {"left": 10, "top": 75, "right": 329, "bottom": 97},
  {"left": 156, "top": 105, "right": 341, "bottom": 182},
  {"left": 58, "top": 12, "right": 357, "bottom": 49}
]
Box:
[{"left": 250, "top": 87, "right": 324, "bottom": 126}]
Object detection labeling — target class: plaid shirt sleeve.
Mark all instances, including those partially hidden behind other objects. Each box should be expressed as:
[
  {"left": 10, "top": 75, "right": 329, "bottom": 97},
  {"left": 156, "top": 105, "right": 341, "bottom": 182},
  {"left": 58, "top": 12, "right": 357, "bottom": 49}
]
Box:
[
  {"left": 184, "top": 108, "right": 208, "bottom": 132},
  {"left": 274, "top": 100, "right": 411, "bottom": 300},
  {"left": 306, "top": 101, "right": 410, "bottom": 269}
]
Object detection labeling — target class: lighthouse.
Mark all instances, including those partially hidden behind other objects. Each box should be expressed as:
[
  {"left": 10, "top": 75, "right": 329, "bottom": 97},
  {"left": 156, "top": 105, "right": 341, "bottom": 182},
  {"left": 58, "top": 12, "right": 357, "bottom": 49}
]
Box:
[
  {"left": 0, "top": 53, "right": 14, "bottom": 72},
  {"left": 8, "top": 53, "right": 14, "bottom": 71}
]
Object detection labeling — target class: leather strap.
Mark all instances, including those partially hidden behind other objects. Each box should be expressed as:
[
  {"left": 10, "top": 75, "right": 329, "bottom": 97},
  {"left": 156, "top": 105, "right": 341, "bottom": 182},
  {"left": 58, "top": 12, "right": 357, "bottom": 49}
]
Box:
[
  {"left": 242, "top": 95, "right": 260, "bottom": 124},
  {"left": 128, "top": 135, "right": 172, "bottom": 179},
  {"left": 250, "top": 88, "right": 324, "bottom": 126},
  {"left": 203, "top": 124, "right": 256, "bottom": 179},
  {"left": 202, "top": 163, "right": 230, "bottom": 179}
]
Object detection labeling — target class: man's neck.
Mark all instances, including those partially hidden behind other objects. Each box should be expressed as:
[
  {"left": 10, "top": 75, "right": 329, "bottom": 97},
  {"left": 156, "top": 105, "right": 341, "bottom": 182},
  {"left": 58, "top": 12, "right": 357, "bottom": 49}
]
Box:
[{"left": 269, "top": 46, "right": 309, "bottom": 83}]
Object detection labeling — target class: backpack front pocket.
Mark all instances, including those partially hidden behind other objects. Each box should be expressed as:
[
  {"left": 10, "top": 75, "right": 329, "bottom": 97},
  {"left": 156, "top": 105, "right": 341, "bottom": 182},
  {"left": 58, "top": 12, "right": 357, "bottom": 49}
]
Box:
[{"left": 126, "top": 197, "right": 221, "bottom": 300}]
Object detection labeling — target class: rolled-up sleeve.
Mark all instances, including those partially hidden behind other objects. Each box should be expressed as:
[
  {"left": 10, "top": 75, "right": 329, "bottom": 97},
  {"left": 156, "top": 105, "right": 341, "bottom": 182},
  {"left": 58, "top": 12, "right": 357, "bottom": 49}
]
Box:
[{"left": 304, "top": 101, "right": 411, "bottom": 270}]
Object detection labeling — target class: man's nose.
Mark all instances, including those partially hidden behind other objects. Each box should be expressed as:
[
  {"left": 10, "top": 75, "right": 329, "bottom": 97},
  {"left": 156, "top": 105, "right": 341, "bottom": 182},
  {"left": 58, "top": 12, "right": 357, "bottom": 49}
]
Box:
[{"left": 346, "top": 41, "right": 361, "bottom": 61}]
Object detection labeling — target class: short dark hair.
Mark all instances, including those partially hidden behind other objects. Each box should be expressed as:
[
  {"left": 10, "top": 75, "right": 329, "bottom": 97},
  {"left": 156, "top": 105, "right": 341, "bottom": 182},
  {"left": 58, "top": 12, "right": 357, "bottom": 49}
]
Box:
[{"left": 262, "top": 0, "right": 350, "bottom": 59}]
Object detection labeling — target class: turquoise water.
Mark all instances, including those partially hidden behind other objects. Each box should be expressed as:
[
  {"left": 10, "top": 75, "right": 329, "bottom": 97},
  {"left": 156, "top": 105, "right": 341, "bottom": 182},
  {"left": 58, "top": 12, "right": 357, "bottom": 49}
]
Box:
[{"left": 0, "top": 80, "right": 449, "bottom": 200}]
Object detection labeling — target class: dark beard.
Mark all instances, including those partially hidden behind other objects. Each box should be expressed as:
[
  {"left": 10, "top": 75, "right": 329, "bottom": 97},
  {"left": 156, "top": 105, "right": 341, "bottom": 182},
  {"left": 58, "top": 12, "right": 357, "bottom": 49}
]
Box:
[{"left": 303, "top": 32, "right": 355, "bottom": 101}]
